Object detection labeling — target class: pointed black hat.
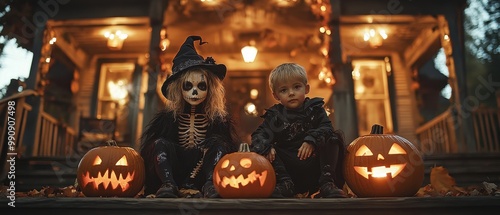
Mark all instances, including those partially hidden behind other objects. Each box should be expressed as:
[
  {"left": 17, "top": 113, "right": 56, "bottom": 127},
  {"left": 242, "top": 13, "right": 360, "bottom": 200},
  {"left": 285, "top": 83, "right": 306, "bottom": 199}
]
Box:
[{"left": 161, "top": 35, "right": 226, "bottom": 99}]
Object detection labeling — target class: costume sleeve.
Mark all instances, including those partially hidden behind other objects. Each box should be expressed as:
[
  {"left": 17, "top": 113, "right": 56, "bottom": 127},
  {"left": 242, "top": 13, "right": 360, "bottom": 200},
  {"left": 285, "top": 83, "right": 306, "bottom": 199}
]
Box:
[
  {"left": 205, "top": 115, "right": 240, "bottom": 152},
  {"left": 139, "top": 110, "right": 172, "bottom": 162},
  {"left": 250, "top": 112, "right": 277, "bottom": 156},
  {"left": 303, "top": 106, "right": 334, "bottom": 148}
]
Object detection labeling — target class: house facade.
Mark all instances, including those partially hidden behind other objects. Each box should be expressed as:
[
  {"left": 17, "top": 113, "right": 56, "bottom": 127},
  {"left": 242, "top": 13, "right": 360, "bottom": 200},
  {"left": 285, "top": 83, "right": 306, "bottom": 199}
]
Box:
[{"left": 2, "top": 0, "right": 498, "bottom": 164}]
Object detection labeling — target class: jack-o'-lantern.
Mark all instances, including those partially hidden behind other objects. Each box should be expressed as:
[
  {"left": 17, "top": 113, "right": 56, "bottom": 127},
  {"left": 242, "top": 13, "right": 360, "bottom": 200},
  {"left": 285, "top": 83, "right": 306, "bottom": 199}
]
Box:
[
  {"left": 213, "top": 143, "right": 276, "bottom": 198},
  {"left": 344, "top": 124, "right": 424, "bottom": 197},
  {"left": 77, "top": 140, "right": 145, "bottom": 197}
]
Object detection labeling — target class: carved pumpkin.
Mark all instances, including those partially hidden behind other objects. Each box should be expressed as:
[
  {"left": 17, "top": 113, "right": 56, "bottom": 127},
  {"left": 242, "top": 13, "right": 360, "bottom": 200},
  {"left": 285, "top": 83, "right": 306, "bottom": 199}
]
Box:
[
  {"left": 77, "top": 140, "right": 145, "bottom": 197},
  {"left": 213, "top": 143, "right": 276, "bottom": 198},
  {"left": 344, "top": 124, "right": 424, "bottom": 197}
]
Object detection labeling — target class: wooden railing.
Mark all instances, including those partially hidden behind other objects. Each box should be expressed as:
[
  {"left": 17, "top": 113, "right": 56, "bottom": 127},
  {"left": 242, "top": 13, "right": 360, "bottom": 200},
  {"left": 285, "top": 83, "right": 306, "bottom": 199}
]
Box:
[
  {"left": 416, "top": 107, "right": 458, "bottom": 154},
  {"left": 0, "top": 90, "right": 37, "bottom": 158},
  {"left": 32, "top": 112, "right": 76, "bottom": 157},
  {"left": 416, "top": 106, "right": 500, "bottom": 155},
  {"left": 0, "top": 90, "right": 77, "bottom": 159},
  {"left": 472, "top": 107, "right": 500, "bottom": 152}
]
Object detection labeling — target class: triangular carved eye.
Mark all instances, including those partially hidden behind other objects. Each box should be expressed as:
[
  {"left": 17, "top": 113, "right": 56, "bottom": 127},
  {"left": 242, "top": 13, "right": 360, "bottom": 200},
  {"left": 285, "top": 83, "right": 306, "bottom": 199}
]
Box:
[
  {"left": 115, "top": 155, "right": 128, "bottom": 166},
  {"left": 388, "top": 143, "right": 407, "bottom": 154},
  {"left": 355, "top": 145, "right": 373, "bottom": 156},
  {"left": 93, "top": 156, "right": 102, "bottom": 165}
]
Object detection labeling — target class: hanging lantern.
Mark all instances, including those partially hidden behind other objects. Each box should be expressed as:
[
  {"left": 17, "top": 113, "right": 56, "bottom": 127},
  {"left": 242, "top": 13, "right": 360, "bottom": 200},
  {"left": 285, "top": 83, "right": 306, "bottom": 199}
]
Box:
[{"left": 241, "top": 40, "right": 258, "bottom": 63}]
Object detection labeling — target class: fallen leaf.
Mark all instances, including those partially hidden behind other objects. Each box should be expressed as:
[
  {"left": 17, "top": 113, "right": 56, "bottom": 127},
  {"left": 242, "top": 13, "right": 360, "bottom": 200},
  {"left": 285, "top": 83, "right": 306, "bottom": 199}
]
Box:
[
  {"left": 482, "top": 182, "right": 498, "bottom": 195},
  {"left": 430, "top": 166, "right": 455, "bottom": 192}
]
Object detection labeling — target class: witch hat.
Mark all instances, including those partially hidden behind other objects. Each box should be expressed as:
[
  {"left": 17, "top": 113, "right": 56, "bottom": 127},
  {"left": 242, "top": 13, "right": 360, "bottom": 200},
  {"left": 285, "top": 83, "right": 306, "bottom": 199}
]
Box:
[{"left": 161, "top": 35, "right": 226, "bottom": 99}]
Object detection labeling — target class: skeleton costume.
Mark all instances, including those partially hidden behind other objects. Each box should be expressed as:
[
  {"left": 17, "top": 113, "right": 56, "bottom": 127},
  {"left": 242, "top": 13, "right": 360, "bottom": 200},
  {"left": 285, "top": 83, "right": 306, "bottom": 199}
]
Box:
[
  {"left": 251, "top": 97, "right": 346, "bottom": 197},
  {"left": 140, "top": 36, "right": 238, "bottom": 198}
]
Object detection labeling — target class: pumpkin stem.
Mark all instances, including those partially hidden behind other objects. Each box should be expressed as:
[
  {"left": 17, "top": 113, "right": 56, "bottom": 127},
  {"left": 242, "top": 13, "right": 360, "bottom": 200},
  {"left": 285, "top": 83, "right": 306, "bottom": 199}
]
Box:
[
  {"left": 239, "top": 143, "right": 251, "bottom": 152},
  {"left": 106, "top": 139, "right": 118, "bottom": 146},
  {"left": 370, "top": 124, "right": 384, "bottom": 134}
]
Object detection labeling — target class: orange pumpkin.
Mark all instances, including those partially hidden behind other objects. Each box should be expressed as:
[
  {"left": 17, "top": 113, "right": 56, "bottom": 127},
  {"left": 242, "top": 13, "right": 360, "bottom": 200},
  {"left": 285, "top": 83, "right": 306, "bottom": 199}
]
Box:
[
  {"left": 213, "top": 143, "right": 276, "bottom": 198},
  {"left": 77, "top": 140, "right": 145, "bottom": 197},
  {"left": 344, "top": 124, "right": 424, "bottom": 197}
]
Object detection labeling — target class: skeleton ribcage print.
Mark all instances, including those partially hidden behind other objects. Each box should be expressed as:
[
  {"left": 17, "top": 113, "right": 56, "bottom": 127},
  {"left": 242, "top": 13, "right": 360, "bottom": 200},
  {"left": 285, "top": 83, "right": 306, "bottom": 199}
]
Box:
[{"left": 178, "top": 112, "right": 208, "bottom": 149}]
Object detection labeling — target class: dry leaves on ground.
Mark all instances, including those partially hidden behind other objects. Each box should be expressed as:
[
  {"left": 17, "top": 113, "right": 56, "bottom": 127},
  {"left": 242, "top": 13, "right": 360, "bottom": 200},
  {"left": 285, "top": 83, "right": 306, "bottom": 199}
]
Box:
[
  {"left": 0, "top": 185, "right": 85, "bottom": 198},
  {"left": 416, "top": 166, "right": 499, "bottom": 197}
]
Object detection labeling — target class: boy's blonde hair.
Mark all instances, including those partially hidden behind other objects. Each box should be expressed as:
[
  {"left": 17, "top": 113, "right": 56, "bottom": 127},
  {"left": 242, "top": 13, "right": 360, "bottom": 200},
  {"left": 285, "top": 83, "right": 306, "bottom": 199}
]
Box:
[{"left": 269, "top": 62, "right": 308, "bottom": 92}]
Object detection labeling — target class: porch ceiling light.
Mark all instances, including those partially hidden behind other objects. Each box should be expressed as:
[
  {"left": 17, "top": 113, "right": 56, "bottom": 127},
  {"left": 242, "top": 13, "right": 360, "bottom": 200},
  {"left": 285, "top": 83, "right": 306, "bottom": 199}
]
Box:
[
  {"left": 363, "top": 28, "right": 387, "bottom": 48},
  {"left": 104, "top": 30, "right": 128, "bottom": 50},
  {"left": 241, "top": 40, "right": 258, "bottom": 63}
]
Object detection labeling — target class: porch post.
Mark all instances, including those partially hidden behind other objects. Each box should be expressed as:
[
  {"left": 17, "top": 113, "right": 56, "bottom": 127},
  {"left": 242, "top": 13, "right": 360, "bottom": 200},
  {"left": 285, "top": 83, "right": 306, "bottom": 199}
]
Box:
[
  {"left": 441, "top": 1, "right": 476, "bottom": 152},
  {"left": 23, "top": 24, "right": 46, "bottom": 157},
  {"left": 142, "top": 0, "right": 169, "bottom": 130},
  {"left": 329, "top": 0, "right": 359, "bottom": 143}
]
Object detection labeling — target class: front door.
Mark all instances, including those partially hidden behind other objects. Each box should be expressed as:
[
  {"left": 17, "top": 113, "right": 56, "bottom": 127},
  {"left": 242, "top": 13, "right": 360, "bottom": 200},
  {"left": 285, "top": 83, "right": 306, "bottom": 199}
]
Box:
[
  {"left": 352, "top": 59, "right": 394, "bottom": 135},
  {"left": 97, "top": 62, "right": 135, "bottom": 144}
]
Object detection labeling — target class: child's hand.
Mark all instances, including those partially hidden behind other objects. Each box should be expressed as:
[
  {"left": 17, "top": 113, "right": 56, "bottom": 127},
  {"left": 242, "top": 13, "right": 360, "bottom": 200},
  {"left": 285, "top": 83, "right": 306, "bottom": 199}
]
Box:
[
  {"left": 266, "top": 148, "right": 276, "bottom": 162},
  {"left": 298, "top": 142, "right": 314, "bottom": 160}
]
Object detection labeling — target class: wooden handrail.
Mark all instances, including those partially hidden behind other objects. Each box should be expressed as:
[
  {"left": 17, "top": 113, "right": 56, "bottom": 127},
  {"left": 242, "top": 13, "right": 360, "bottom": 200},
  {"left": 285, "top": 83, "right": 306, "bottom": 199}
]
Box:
[
  {"left": 415, "top": 107, "right": 457, "bottom": 154},
  {"left": 0, "top": 89, "right": 38, "bottom": 104}
]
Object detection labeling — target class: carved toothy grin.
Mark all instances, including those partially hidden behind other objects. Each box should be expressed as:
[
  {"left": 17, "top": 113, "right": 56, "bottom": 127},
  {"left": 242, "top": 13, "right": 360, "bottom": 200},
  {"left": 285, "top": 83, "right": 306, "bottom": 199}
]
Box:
[
  {"left": 215, "top": 170, "right": 268, "bottom": 189},
  {"left": 81, "top": 169, "right": 136, "bottom": 191},
  {"left": 354, "top": 164, "right": 406, "bottom": 179}
]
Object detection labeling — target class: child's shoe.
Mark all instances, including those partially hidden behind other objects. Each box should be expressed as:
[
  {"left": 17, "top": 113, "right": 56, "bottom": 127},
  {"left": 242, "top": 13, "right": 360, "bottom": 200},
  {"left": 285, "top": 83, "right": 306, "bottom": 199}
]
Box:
[
  {"left": 155, "top": 183, "right": 179, "bottom": 198},
  {"left": 317, "top": 182, "right": 346, "bottom": 198},
  {"left": 271, "top": 180, "right": 295, "bottom": 198}
]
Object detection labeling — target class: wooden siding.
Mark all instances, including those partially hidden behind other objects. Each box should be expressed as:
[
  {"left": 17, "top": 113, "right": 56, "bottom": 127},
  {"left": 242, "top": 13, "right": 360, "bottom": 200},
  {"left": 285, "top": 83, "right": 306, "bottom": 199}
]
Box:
[{"left": 391, "top": 53, "right": 418, "bottom": 144}]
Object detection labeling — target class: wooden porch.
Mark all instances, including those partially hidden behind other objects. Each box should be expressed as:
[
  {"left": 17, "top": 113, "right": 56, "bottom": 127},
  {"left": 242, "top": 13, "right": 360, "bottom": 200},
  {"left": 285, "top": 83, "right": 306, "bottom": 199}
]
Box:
[{"left": 2, "top": 196, "right": 500, "bottom": 214}]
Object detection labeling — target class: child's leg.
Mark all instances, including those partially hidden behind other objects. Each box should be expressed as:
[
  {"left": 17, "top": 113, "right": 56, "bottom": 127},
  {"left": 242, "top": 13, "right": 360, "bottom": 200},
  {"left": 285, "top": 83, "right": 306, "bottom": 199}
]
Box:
[
  {"left": 317, "top": 132, "right": 347, "bottom": 198},
  {"left": 270, "top": 154, "right": 295, "bottom": 198},
  {"left": 200, "top": 135, "right": 235, "bottom": 198},
  {"left": 152, "top": 138, "right": 180, "bottom": 198}
]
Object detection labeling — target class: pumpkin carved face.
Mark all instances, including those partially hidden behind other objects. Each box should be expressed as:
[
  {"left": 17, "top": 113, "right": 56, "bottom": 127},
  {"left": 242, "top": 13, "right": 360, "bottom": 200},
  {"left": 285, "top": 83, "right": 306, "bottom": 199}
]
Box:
[
  {"left": 213, "top": 143, "right": 276, "bottom": 198},
  {"left": 77, "top": 141, "right": 145, "bottom": 197},
  {"left": 344, "top": 124, "right": 424, "bottom": 197}
]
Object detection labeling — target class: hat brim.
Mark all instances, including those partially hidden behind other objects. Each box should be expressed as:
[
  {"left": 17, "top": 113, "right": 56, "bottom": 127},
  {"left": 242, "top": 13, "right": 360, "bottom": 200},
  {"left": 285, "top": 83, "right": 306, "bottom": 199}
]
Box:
[{"left": 161, "top": 64, "right": 226, "bottom": 99}]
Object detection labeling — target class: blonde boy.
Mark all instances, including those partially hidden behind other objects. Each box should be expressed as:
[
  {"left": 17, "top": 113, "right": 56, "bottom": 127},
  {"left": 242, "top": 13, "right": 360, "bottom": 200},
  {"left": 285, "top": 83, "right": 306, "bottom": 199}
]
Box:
[{"left": 251, "top": 63, "right": 346, "bottom": 198}]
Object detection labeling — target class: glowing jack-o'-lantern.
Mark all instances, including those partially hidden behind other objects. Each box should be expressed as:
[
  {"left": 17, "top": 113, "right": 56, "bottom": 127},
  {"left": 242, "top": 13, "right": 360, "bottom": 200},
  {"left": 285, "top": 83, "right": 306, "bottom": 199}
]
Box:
[
  {"left": 344, "top": 124, "right": 424, "bottom": 197},
  {"left": 213, "top": 143, "right": 276, "bottom": 198},
  {"left": 77, "top": 140, "right": 145, "bottom": 197}
]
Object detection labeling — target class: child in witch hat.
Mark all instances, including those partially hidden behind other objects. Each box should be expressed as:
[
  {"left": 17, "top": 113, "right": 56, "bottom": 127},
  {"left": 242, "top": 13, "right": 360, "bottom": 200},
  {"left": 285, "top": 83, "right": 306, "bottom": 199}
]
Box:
[{"left": 139, "top": 35, "right": 239, "bottom": 198}]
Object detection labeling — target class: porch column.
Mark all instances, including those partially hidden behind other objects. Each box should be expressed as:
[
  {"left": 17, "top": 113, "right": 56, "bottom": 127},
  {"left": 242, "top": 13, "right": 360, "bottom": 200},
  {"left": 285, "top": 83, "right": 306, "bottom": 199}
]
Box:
[
  {"left": 23, "top": 24, "right": 46, "bottom": 157},
  {"left": 142, "top": 0, "right": 169, "bottom": 129},
  {"left": 329, "top": 0, "right": 359, "bottom": 143},
  {"left": 441, "top": 1, "right": 476, "bottom": 152}
]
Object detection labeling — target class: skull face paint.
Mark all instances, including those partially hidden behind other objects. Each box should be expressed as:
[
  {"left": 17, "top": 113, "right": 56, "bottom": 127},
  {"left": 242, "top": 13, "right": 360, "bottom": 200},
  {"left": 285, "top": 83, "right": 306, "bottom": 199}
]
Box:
[{"left": 182, "top": 70, "right": 208, "bottom": 106}]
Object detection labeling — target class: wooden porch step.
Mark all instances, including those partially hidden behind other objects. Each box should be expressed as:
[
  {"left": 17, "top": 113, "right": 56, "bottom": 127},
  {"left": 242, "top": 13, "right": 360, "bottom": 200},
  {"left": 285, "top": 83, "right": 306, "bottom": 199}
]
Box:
[
  {"left": 2, "top": 196, "right": 500, "bottom": 214},
  {"left": 15, "top": 156, "right": 79, "bottom": 192},
  {"left": 423, "top": 153, "right": 500, "bottom": 186}
]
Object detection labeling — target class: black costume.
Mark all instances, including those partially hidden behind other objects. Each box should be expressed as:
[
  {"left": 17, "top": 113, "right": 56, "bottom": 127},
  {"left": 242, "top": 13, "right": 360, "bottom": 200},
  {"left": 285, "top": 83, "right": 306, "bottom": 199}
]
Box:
[
  {"left": 251, "top": 97, "right": 346, "bottom": 197},
  {"left": 140, "top": 106, "right": 237, "bottom": 197},
  {"left": 139, "top": 36, "right": 238, "bottom": 198}
]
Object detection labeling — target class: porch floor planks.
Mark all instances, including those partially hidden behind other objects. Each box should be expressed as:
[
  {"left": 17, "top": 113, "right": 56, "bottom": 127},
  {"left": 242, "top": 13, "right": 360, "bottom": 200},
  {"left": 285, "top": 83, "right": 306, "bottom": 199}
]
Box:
[{"left": 3, "top": 196, "right": 500, "bottom": 215}]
